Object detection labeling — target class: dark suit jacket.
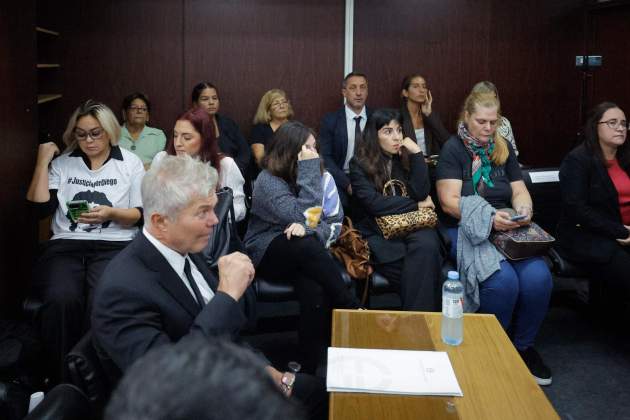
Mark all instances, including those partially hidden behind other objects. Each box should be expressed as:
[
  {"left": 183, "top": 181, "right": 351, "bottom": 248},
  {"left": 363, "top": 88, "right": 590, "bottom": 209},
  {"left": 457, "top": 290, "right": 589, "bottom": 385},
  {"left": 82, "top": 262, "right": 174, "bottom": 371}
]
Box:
[
  {"left": 319, "top": 107, "right": 370, "bottom": 191},
  {"left": 349, "top": 153, "right": 431, "bottom": 263},
  {"left": 556, "top": 144, "right": 629, "bottom": 263},
  {"left": 91, "top": 232, "right": 251, "bottom": 378},
  {"left": 400, "top": 105, "right": 450, "bottom": 156}
]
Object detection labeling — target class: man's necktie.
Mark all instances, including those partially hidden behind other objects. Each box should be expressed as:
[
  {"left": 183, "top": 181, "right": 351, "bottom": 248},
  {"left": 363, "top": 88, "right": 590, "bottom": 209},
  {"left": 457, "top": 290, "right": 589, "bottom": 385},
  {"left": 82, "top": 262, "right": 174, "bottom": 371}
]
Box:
[
  {"left": 184, "top": 258, "right": 204, "bottom": 309},
  {"left": 354, "top": 116, "right": 362, "bottom": 144}
]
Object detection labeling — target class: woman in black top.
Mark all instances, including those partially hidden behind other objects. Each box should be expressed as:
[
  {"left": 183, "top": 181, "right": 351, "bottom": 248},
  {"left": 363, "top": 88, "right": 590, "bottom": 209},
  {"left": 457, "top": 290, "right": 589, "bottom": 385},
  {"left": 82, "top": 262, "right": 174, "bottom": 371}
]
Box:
[
  {"left": 399, "top": 74, "right": 450, "bottom": 157},
  {"left": 557, "top": 102, "right": 630, "bottom": 308},
  {"left": 250, "top": 88, "right": 293, "bottom": 168},
  {"left": 192, "top": 82, "right": 251, "bottom": 174},
  {"left": 349, "top": 108, "right": 444, "bottom": 311}
]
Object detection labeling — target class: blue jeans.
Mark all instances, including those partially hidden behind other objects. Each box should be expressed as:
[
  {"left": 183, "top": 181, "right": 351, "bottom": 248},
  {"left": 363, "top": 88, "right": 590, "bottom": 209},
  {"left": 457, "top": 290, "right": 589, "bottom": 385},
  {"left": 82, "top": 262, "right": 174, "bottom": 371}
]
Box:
[{"left": 447, "top": 228, "right": 552, "bottom": 350}]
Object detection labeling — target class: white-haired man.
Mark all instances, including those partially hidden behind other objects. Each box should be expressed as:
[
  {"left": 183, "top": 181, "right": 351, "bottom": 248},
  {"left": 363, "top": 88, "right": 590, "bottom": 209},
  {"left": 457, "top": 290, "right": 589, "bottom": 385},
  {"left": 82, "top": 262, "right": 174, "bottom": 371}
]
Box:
[{"left": 92, "top": 155, "right": 326, "bottom": 419}]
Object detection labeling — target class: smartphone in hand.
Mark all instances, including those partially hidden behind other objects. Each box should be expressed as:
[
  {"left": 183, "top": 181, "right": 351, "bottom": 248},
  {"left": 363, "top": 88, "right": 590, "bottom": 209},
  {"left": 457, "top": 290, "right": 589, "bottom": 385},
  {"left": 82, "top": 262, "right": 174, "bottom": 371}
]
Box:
[
  {"left": 510, "top": 214, "right": 528, "bottom": 222},
  {"left": 67, "top": 200, "right": 89, "bottom": 222}
]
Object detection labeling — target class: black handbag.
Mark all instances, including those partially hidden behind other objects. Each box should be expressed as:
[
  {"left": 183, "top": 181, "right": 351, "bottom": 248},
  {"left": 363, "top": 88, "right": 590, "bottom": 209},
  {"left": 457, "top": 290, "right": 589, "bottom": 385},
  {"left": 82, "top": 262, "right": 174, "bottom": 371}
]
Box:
[{"left": 201, "top": 187, "right": 244, "bottom": 268}]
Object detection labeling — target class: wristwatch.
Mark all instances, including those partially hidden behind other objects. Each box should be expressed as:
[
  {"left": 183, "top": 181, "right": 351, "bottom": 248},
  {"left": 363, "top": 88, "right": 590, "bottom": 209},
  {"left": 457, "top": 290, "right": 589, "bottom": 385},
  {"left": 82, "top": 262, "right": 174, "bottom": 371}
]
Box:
[{"left": 280, "top": 372, "right": 296, "bottom": 393}]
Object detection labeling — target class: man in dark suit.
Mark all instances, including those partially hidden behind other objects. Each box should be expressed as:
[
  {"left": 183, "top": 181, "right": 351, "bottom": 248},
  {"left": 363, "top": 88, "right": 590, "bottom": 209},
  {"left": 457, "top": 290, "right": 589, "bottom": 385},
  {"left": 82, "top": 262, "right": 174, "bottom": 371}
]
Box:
[
  {"left": 92, "top": 155, "right": 325, "bottom": 419},
  {"left": 319, "top": 72, "right": 370, "bottom": 209}
]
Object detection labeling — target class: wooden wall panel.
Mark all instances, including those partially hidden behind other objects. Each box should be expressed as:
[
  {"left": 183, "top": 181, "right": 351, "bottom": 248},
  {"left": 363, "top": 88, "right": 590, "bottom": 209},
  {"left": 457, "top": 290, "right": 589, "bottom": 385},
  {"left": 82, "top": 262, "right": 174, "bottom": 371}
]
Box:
[
  {"left": 354, "top": 0, "right": 584, "bottom": 166},
  {"left": 354, "top": 0, "right": 492, "bottom": 133},
  {"left": 0, "top": 0, "right": 38, "bottom": 316},
  {"left": 183, "top": 0, "right": 345, "bottom": 137},
  {"left": 54, "top": 0, "right": 185, "bottom": 138},
  {"left": 589, "top": 5, "right": 630, "bottom": 118}
]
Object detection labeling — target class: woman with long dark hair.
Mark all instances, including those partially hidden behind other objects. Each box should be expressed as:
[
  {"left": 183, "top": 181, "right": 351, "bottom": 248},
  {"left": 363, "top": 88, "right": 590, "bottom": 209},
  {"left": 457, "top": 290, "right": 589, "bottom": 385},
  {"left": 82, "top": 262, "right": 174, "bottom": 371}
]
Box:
[
  {"left": 152, "top": 107, "right": 246, "bottom": 222},
  {"left": 191, "top": 82, "right": 251, "bottom": 174},
  {"left": 399, "top": 74, "right": 450, "bottom": 156},
  {"left": 349, "top": 108, "right": 444, "bottom": 311},
  {"left": 557, "top": 102, "right": 630, "bottom": 309},
  {"left": 244, "top": 121, "right": 359, "bottom": 373}
]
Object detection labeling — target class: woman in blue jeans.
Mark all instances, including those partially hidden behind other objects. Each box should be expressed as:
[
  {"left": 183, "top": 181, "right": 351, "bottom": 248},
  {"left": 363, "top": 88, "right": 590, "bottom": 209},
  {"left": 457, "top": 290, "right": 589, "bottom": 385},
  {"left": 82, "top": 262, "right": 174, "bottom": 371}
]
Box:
[{"left": 436, "top": 90, "right": 552, "bottom": 386}]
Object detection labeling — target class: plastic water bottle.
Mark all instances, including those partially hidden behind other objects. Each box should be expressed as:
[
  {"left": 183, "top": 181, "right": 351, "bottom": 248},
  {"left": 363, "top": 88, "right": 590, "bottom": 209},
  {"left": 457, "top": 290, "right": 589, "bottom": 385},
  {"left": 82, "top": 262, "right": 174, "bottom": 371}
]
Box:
[{"left": 441, "top": 271, "right": 463, "bottom": 346}]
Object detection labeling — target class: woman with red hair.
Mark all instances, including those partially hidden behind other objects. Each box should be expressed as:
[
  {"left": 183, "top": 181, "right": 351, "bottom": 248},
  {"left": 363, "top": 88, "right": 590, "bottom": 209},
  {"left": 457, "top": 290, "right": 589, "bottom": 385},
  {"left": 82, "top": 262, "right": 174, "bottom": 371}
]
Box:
[{"left": 152, "top": 107, "right": 246, "bottom": 221}]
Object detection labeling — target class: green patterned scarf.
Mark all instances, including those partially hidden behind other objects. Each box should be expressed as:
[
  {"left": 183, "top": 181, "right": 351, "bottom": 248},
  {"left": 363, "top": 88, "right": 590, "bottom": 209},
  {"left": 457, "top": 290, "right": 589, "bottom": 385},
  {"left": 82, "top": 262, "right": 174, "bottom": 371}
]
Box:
[{"left": 458, "top": 122, "right": 494, "bottom": 195}]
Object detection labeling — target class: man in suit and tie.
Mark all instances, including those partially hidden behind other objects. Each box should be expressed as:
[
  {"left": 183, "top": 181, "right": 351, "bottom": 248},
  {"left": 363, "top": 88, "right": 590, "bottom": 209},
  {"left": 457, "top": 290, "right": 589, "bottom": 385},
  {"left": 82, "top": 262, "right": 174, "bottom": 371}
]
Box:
[
  {"left": 319, "top": 72, "right": 370, "bottom": 210},
  {"left": 92, "top": 155, "right": 325, "bottom": 419}
]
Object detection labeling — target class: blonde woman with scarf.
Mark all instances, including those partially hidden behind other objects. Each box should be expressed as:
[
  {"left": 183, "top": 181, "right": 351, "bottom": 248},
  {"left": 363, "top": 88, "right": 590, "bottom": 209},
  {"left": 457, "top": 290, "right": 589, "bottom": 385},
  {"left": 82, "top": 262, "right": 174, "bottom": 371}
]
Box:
[{"left": 436, "top": 91, "right": 553, "bottom": 386}]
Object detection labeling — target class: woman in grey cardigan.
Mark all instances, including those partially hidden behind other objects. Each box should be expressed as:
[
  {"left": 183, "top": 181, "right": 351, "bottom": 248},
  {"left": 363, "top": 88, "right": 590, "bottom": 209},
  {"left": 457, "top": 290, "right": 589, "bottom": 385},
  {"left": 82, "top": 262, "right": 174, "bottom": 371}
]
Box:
[{"left": 244, "top": 121, "right": 361, "bottom": 373}]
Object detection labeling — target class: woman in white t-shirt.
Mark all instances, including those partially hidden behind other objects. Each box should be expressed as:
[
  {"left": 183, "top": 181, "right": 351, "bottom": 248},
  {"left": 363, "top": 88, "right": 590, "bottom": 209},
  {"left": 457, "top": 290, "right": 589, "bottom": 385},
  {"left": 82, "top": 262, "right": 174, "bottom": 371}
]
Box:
[
  {"left": 152, "top": 107, "right": 246, "bottom": 222},
  {"left": 26, "top": 100, "right": 145, "bottom": 383}
]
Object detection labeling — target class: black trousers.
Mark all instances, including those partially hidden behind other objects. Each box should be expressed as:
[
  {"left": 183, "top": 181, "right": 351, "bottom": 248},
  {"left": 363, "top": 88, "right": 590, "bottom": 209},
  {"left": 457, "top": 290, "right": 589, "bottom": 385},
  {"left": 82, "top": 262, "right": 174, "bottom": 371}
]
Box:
[
  {"left": 584, "top": 245, "right": 630, "bottom": 310},
  {"left": 32, "top": 239, "right": 128, "bottom": 383},
  {"left": 257, "top": 234, "right": 359, "bottom": 373},
  {"left": 373, "top": 228, "right": 444, "bottom": 311}
]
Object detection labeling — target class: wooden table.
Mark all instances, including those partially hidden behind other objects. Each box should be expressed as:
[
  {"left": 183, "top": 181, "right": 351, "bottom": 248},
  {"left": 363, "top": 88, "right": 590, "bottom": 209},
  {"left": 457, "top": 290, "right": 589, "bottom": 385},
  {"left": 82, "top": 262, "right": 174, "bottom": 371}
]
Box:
[{"left": 329, "top": 310, "right": 558, "bottom": 420}]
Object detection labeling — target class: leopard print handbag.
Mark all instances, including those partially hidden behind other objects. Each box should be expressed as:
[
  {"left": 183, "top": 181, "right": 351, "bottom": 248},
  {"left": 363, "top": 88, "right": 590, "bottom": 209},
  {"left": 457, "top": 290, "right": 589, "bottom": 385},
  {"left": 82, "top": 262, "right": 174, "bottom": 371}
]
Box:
[{"left": 375, "top": 179, "right": 438, "bottom": 240}]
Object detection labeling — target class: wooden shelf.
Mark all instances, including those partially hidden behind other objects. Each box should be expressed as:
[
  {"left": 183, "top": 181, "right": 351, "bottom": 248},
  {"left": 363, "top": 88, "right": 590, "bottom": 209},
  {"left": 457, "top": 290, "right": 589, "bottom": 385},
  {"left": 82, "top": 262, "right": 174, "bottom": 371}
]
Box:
[
  {"left": 36, "top": 26, "right": 59, "bottom": 36},
  {"left": 37, "top": 94, "right": 62, "bottom": 104},
  {"left": 37, "top": 63, "right": 60, "bottom": 68}
]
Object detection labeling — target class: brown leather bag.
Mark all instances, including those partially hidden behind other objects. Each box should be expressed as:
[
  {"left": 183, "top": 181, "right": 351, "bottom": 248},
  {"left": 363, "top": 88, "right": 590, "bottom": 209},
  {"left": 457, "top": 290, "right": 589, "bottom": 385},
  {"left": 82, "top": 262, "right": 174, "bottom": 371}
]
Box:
[
  {"left": 375, "top": 179, "right": 438, "bottom": 239},
  {"left": 330, "top": 217, "right": 373, "bottom": 304}
]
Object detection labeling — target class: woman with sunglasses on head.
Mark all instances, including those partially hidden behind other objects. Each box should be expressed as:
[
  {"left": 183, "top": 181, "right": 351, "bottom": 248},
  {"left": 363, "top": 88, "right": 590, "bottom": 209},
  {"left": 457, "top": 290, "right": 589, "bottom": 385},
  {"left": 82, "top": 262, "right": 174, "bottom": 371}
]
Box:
[
  {"left": 118, "top": 92, "right": 167, "bottom": 169},
  {"left": 557, "top": 102, "right": 630, "bottom": 313},
  {"left": 26, "top": 100, "right": 145, "bottom": 384},
  {"left": 191, "top": 82, "right": 251, "bottom": 175}
]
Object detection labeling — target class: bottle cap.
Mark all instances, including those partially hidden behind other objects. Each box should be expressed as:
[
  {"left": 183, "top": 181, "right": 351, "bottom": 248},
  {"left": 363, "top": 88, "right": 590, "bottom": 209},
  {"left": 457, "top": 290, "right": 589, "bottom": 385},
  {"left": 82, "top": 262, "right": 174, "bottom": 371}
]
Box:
[{"left": 447, "top": 271, "right": 459, "bottom": 280}]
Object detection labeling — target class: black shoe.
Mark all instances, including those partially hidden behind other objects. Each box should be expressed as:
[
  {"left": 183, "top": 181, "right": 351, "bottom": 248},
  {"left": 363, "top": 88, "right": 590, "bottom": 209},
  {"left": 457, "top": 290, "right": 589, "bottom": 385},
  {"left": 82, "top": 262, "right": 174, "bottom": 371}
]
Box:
[{"left": 518, "top": 347, "right": 552, "bottom": 386}]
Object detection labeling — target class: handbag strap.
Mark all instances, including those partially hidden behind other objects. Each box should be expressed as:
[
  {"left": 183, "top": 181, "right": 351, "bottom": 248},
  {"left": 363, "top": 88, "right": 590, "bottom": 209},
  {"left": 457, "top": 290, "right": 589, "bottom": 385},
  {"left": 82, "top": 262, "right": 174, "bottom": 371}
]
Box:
[{"left": 382, "top": 179, "right": 408, "bottom": 197}]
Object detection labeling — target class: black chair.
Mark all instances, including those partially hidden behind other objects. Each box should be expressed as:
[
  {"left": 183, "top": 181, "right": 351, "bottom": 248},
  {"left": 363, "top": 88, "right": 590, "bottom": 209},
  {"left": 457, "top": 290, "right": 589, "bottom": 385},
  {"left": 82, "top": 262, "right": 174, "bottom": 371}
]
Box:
[
  {"left": 23, "top": 384, "right": 90, "bottom": 420},
  {"left": 521, "top": 167, "right": 593, "bottom": 297},
  {"left": 64, "top": 331, "right": 112, "bottom": 417}
]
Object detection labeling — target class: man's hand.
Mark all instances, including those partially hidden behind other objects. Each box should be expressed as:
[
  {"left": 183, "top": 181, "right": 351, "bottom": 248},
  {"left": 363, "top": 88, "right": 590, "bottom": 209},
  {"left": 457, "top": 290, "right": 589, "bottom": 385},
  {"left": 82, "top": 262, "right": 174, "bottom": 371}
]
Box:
[
  {"left": 265, "top": 366, "right": 294, "bottom": 397},
  {"left": 217, "top": 252, "right": 255, "bottom": 301}
]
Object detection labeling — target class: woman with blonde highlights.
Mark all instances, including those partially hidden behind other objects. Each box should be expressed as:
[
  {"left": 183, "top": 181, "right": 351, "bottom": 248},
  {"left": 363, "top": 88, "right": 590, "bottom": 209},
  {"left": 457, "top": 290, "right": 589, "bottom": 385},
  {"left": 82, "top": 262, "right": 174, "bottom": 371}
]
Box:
[
  {"left": 250, "top": 89, "right": 294, "bottom": 168},
  {"left": 26, "top": 100, "right": 145, "bottom": 383},
  {"left": 436, "top": 91, "right": 553, "bottom": 386}
]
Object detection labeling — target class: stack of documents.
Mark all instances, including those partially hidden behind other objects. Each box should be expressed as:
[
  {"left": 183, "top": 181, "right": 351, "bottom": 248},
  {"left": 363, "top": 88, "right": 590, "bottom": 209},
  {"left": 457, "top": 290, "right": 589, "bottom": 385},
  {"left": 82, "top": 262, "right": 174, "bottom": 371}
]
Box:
[{"left": 326, "top": 347, "right": 463, "bottom": 396}]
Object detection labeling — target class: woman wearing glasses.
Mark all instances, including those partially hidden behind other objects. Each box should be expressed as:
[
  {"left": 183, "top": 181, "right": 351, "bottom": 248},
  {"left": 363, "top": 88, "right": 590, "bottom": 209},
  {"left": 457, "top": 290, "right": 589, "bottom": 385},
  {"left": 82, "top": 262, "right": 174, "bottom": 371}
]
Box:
[
  {"left": 557, "top": 102, "right": 630, "bottom": 309},
  {"left": 250, "top": 89, "right": 294, "bottom": 168},
  {"left": 118, "top": 92, "right": 167, "bottom": 168},
  {"left": 26, "top": 100, "right": 145, "bottom": 384}
]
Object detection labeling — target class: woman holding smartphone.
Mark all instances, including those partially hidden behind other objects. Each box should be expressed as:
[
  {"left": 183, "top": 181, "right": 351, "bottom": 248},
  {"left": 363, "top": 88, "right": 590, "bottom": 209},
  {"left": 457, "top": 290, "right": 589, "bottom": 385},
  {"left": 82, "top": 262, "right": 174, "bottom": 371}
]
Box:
[
  {"left": 26, "top": 100, "right": 144, "bottom": 384},
  {"left": 436, "top": 91, "right": 552, "bottom": 386}
]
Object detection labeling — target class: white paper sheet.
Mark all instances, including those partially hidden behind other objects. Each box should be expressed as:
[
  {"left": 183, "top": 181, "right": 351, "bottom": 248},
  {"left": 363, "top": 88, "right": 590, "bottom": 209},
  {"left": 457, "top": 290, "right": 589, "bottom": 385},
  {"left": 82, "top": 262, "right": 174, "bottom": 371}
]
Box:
[
  {"left": 528, "top": 171, "right": 559, "bottom": 183},
  {"left": 326, "top": 347, "right": 463, "bottom": 396}
]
